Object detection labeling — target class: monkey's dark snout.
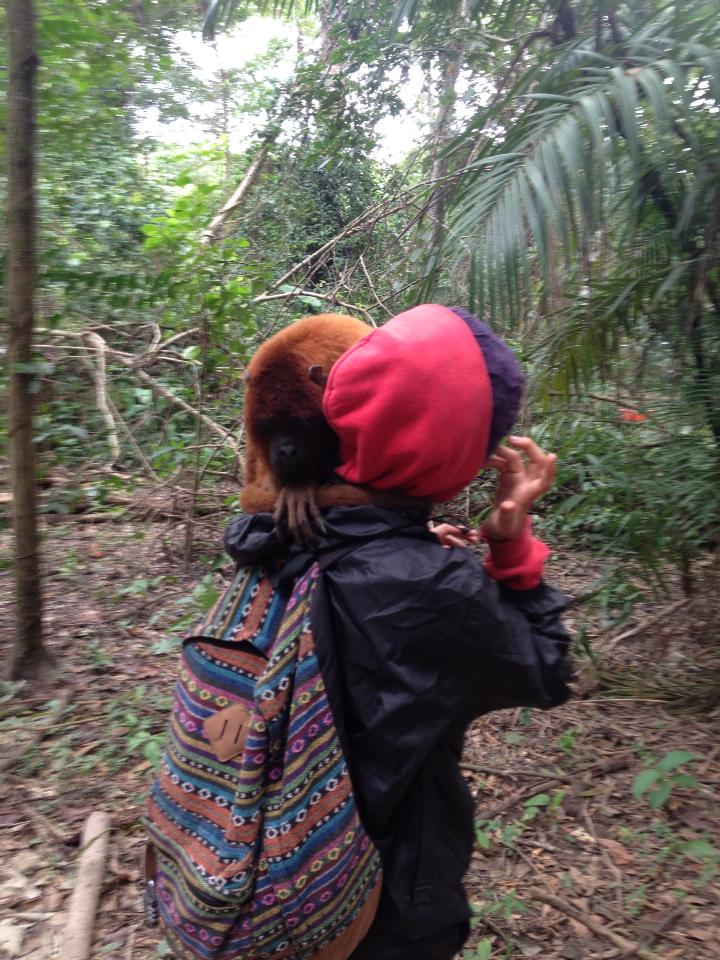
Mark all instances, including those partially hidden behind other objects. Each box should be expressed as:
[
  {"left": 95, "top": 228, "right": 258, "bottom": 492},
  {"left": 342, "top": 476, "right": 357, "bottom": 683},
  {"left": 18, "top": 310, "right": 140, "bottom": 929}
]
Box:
[{"left": 270, "top": 439, "right": 311, "bottom": 484}]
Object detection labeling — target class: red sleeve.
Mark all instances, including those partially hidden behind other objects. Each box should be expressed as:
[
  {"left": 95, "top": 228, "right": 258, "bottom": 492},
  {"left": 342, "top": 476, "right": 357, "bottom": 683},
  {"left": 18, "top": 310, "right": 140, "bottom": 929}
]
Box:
[{"left": 481, "top": 517, "right": 550, "bottom": 590}]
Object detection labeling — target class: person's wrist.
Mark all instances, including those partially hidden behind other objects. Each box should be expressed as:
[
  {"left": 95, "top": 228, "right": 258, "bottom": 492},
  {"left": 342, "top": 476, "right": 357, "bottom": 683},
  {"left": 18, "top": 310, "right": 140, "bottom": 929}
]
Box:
[{"left": 481, "top": 512, "right": 526, "bottom": 542}]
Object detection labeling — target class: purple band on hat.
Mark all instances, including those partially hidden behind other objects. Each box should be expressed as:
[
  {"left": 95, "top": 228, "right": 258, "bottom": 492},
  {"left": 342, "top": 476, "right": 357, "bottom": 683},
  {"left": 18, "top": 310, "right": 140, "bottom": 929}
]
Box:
[{"left": 449, "top": 307, "right": 525, "bottom": 458}]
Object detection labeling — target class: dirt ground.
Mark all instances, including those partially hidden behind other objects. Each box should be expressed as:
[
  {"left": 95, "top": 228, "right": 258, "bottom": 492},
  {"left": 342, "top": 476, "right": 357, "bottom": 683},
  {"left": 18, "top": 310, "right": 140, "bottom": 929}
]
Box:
[{"left": 1, "top": 497, "right": 719, "bottom": 960}]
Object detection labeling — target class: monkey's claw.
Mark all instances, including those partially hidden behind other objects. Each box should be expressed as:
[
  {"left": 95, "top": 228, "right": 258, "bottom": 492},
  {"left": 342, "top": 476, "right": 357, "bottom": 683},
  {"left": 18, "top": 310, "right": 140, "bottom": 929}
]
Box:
[{"left": 274, "top": 488, "right": 327, "bottom": 545}]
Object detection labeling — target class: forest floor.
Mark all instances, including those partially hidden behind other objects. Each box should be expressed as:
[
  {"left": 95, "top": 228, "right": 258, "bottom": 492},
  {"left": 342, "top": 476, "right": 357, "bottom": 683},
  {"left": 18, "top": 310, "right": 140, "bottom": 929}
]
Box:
[{"left": 1, "top": 486, "right": 719, "bottom": 960}]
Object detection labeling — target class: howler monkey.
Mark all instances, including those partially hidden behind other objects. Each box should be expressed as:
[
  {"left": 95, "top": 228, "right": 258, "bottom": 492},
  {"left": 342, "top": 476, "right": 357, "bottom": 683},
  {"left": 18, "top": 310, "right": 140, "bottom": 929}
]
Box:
[{"left": 241, "top": 313, "right": 371, "bottom": 539}]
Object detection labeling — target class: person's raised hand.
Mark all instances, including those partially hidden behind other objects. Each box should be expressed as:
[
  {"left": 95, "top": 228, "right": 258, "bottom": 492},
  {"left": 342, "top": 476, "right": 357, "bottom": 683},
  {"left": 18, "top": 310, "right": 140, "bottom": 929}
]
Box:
[{"left": 482, "top": 436, "right": 557, "bottom": 542}]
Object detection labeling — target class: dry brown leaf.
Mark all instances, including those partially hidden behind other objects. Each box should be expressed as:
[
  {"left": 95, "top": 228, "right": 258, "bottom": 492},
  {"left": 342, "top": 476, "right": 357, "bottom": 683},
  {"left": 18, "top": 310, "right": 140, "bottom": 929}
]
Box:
[
  {"left": 44, "top": 887, "right": 65, "bottom": 911},
  {"left": 568, "top": 917, "right": 591, "bottom": 939},
  {"left": 674, "top": 804, "right": 711, "bottom": 831},
  {"left": 517, "top": 940, "right": 543, "bottom": 957},
  {"left": 568, "top": 867, "right": 598, "bottom": 894},
  {"left": 11, "top": 850, "right": 42, "bottom": 874},
  {"left": 599, "top": 837, "right": 633, "bottom": 865},
  {"left": 0, "top": 919, "right": 25, "bottom": 957}
]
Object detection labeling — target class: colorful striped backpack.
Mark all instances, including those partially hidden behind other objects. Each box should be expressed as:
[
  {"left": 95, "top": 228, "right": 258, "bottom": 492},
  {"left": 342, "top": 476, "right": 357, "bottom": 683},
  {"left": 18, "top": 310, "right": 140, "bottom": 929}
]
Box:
[{"left": 144, "top": 559, "right": 382, "bottom": 960}]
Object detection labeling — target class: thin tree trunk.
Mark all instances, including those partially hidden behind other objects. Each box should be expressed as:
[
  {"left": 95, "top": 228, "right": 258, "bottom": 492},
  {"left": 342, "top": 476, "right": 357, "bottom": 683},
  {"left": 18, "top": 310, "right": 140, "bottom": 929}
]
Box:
[
  {"left": 425, "top": 0, "right": 471, "bottom": 261},
  {"left": 213, "top": 40, "right": 232, "bottom": 181},
  {"left": 5, "top": 0, "right": 55, "bottom": 679},
  {"left": 201, "top": 140, "right": 273, "bottom": 244},
  {"left": 201, "top": 0, "right": 350, "bottom": 246}
]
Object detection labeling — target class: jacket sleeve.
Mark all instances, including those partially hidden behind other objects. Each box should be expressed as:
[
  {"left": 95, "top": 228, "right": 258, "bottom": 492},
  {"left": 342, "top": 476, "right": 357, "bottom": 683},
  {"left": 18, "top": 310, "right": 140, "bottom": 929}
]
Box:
[
  {"left": 454, "top": 563, "right": 572, "bottom": 719},
  {"left": 224, "top": 513, "right": 278, "bottom": 565},
  {"left": 312, "top": 536, "right": 569, "bottom": 831},
  {"left": 319, "top": 538, "right": 571, "bottom": 753}
]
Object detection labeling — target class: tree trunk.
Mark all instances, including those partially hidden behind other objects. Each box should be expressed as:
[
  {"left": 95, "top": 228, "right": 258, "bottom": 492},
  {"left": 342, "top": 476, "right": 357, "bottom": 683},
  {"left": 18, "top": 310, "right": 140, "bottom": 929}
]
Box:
[
  {"left": 425, "top": 0, "right": 471, "bottom": 263},
  {"left": 5, "top": 0, "right": 55, "bottom": 680},
  {"left": 201, "top": 140, "right": 273, "bottom": 244}
]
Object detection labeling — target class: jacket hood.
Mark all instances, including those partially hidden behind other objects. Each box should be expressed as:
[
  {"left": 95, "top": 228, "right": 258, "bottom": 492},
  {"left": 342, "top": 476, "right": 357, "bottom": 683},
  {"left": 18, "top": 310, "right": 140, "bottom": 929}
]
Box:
[{"left": 322, "top": 304, "right": 523, "bottom": 502}]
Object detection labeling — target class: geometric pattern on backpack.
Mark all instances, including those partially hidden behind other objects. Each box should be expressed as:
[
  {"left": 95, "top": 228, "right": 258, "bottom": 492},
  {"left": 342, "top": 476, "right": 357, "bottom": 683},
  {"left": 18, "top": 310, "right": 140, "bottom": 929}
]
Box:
[{"left": 144, "top": 562, "right": 382, "bottom": 960}]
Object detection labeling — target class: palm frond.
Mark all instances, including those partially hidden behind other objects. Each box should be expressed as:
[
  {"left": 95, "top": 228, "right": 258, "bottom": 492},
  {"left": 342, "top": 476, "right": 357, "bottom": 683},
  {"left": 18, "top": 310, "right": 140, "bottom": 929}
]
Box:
[
  {"left": 203, "top": 0, "right": 320, "bottom": 39},
  {"left": 446, "top": 31, "right": 720, "bottom": 332}
]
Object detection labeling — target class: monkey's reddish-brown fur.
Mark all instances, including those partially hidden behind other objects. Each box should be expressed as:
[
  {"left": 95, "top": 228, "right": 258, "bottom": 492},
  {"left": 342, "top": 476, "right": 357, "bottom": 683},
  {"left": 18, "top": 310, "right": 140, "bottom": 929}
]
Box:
[{"left": 241, "top": 314, "right": 371, "bottom": 514}]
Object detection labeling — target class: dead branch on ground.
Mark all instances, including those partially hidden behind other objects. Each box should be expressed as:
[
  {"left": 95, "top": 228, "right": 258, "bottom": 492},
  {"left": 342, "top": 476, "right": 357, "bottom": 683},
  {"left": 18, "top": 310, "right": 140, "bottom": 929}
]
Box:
[{"left": 62, "top": 811, "right": 112, "bottom": 960}]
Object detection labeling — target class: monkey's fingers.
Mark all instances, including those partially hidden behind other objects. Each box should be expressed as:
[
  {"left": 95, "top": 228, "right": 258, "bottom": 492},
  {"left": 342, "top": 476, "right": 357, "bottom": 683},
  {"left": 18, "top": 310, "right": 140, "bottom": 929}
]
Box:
[
  {"left": 288, "top": 491, "right": 316, "bottom": 546},
  {"left": 297, "top": 494, "right": 316, "bottom": 546},
  {"left": 307, "top": 492, "right": 327, "bottom": 535},
  {"left": 275, "top": 488, "right": 327, "bottom": 545},
  {"left": 273, "top": 489, "right": 290, "bottom": 542}
]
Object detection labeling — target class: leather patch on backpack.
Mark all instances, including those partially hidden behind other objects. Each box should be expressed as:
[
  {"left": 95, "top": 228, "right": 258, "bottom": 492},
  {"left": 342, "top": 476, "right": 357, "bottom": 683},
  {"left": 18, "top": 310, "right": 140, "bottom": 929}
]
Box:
[{"left": 203, "top": 703, "right": 251, "bottom": 762}]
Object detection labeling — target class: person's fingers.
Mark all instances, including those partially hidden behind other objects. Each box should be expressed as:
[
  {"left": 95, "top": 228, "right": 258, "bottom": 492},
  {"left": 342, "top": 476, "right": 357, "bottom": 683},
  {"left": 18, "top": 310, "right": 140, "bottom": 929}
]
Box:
[
  {"left": 443, "top": 535, "right": 466, "bottom": 549},
  {"left": 509, "top": 437, "right": 558, "bottom": 488},
  {"left": 490, "top": 500, "right": 517, "bottom": 537},
  {"left": 430, "top": 523, "right": 478, "bottom": 547},
  {"left": 509, "top": 435, "right": 546, "bottom": 462},
  {"left": 544, "top": 452, "right": 557, "bottom": 487},
  {"left": 493, "top": 443, "right": 524, "bottom": 472},
  {"left": 531, "top": 451, "right": 557, "bottom": 494},
  {"left": 431, "top": 523, "right": 458, "bottom": 538}
]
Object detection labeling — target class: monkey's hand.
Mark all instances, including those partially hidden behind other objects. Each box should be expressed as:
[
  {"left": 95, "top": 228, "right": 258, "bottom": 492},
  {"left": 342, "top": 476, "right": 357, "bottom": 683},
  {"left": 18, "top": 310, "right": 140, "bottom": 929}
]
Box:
[{"left": 274, "top": 487, "right": 327, "bottom": 545}]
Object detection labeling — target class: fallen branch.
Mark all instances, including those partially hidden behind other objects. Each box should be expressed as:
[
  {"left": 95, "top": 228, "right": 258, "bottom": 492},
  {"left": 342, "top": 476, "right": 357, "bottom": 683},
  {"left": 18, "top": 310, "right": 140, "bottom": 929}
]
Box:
[
  {"left": 254, "top": 288, "right": 375, "bottom": 325},
  {"left": 258, "top": 164, "right": 476, "bottom": 299},
  {"left": 482, "top": 776, "right": 565, "bottom": 818},
  {"left": 481, "top": 754, "right": 632, "bottom": 819},
  {"left": 57, "top": 329, "right": 243, "bottom": 466},
  {"left": 526, "top": 887, "right": 656, "bottom": 960},
  {"left": 67, "top": 808, "right": 140, "bottom": 847},
  {"left": 132, "top": 367, "right": 242, "bottom": 465},
  {"left": 137, "top": 327, "right": 199, "bottom": 365},
  {"left": 46, "top": 511, "right": 129, "bottom": 524},
  {"left": 605, "top": 598, "right": 690, "bottom": 653},
  {"left": 105, "top": 392, "right": 162, "bottom": 482},
  {"left": 201, "top": 141, "right": 273, "bottom": 244},
  {"left": 81, "top": 332, "right": 121, "bottom": 466},
  {"left": 62, "top": 811, "right": 112, "bottom": 960},
  {"left": 638, "top": 904, "right": 685, "bottom": 953},
  {"left": 358, "top": 255, "right": 391, "bottom": 319},
  {"left": 461, "top": 761, "right": 566, "bottom": 780}
]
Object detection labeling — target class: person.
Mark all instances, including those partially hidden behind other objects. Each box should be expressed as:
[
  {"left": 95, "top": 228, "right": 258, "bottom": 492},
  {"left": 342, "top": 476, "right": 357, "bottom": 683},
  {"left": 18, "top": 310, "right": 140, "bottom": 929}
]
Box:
[{"left": 225, "top": 303, "right": 572, "bottom": 960}]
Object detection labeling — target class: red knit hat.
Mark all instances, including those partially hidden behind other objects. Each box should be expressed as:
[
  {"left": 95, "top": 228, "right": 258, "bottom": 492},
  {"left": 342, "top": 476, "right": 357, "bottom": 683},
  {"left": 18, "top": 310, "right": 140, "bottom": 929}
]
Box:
[{"left": 323, "top": 304, "right": 494, "bottom": 501}]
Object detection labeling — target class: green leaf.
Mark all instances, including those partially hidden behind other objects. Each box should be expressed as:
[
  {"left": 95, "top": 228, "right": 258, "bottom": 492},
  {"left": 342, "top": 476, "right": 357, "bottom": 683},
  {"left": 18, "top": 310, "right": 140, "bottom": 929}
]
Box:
[
  {"left": 475, "top": 941, "right": 493, "bottom": 960},
  {"left": 656, "top": 750, "right": 697, "bottom": 773},
  {"left": 671, "top": 773, "right": 699, "bottom": 789},
  {"left": 632, "top": 768, "right": 660, "bottom": 798},
  {"left": 679, "top": 840, "right": 720, "bottom": 863},
  {"left": 144, "top": 740, "right": 164, "bottom": 768},
  {"left": 475, "top": 829, "right": 491, "bottom": 850},
  {"left": 649, "top": 781, "right": 672, "bottom": 810},
  {"left": 525, "top": 793, "right": 551, "bottom": 807}
]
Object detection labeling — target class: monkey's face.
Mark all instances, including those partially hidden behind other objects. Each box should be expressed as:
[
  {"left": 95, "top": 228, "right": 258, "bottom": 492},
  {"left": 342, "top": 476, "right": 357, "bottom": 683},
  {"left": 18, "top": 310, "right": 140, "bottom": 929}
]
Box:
[
  {"left": 245, "top": 352, "right": 337, "bottom": 488},
  {"left": 256, "top": 415, "right": 339, "bottom": 487}
]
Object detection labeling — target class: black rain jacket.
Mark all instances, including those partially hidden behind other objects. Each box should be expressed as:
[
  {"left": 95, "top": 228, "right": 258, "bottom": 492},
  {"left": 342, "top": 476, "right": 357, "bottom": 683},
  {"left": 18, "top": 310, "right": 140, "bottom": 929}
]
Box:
[{"left": 224, "top": 505, "right": 571, "bottom": 946}]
